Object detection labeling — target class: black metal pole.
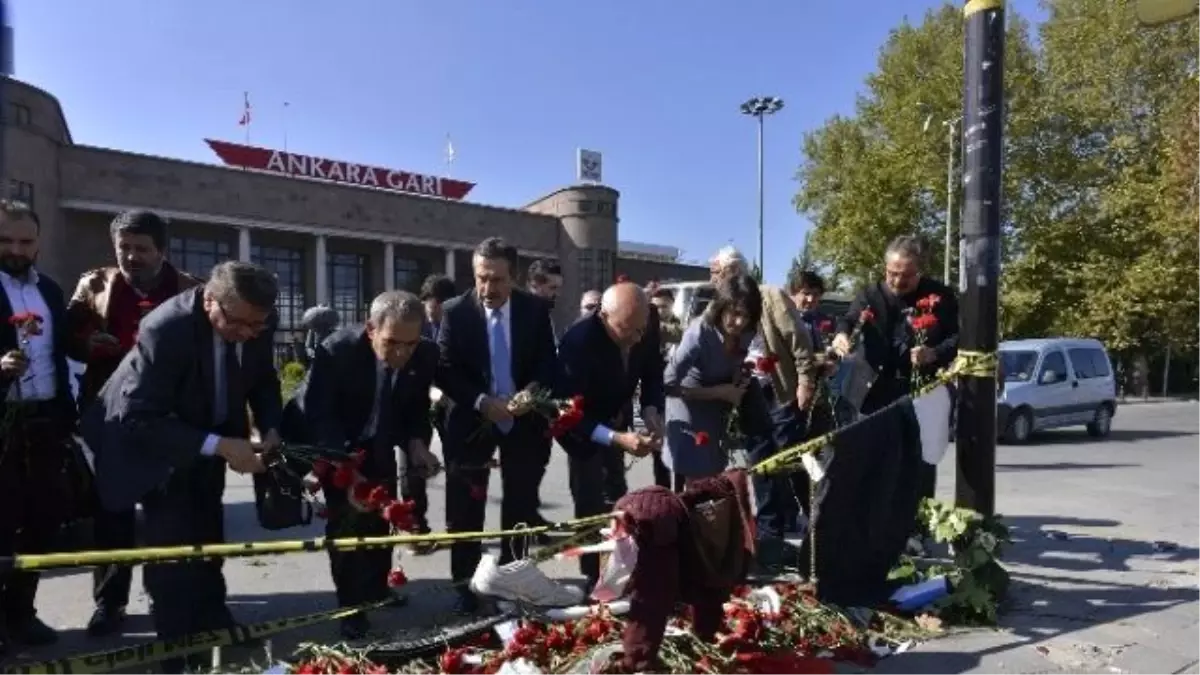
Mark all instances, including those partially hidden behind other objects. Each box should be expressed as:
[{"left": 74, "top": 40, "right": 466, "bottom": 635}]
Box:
[{"left": 954, "top": 0, "right": 1004, "bottom": 517}]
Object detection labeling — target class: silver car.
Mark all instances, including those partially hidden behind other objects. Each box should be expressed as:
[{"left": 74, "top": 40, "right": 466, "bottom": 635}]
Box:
[{"left": 997, "top": 337, "right": 1118, "bottom": 444}]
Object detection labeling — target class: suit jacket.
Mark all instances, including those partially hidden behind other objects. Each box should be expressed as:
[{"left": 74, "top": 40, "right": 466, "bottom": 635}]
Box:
[
  {"left": 0, "top": 270, "right": 77, "bottom": 424},
  {"left": 758, "top": 283, "right": 817, "bottom": 406},
  {"left": 435, "top": 288, "right": 557, "bottom": 443},
  {"left": 291, "top": 326, "right": 434, "bottom": 466},
  {"left": 80, "top": 287, "right": 283, "bottom": 511},
  {"left": 554, "top": 308, "right": 665, "bottom": 458},
  {"left": 65, "top": 263, "right": 201, "bottom": 406},
  {"left": 836, "top": 277, "right": 959, "bottom": 383}
]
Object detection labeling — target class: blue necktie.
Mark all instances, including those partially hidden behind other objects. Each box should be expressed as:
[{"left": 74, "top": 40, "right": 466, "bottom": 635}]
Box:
[{"left": 489, "top": 309, "right": 515, "bottom": 434}]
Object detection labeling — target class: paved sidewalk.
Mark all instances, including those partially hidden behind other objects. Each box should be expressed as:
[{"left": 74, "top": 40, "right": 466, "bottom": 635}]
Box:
[{"left": 871, "top": 401, "right": 1199, "bottom": 674}]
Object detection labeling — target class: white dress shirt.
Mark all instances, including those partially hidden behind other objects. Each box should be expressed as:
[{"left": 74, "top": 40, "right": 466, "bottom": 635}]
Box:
[
  {"left": 1, "top": 268, "right": 57, "bottom": 402},
  {"left": 474, "top": 298, "right": 513, "bottom": 411}
]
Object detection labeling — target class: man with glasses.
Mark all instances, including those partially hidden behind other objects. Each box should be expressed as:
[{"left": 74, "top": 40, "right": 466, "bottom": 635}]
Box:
[
  {"left": 80, "top": 261, "right": 284, "bottom": 673},
  {"left": 292, "top": 290, "right": 440, "bottom": 638}
]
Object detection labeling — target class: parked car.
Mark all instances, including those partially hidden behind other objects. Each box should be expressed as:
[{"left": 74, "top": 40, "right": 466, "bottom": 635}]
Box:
[{"left": 997, "top": 338, "right": 1118, "bottom": 444}]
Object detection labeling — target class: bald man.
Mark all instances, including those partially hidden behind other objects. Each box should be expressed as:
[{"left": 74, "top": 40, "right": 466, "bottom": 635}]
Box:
[{"left": 554, "top": 283, "right": 664, "bottom": 592}]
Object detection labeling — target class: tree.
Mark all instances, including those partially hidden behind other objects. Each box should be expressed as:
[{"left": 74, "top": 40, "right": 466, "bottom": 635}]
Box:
[{"left": 794, "top": 4, "right": 1042, "bottom": 289}]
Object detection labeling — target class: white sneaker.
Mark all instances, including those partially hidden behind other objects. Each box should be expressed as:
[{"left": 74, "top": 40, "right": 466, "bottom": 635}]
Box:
[{"left": 469, "top": 554, "right": 584, "bottom": 607}]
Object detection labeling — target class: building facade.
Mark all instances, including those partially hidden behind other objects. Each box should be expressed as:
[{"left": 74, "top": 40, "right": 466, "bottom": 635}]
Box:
[{"left": 3, "top": 77, "right": 707, "bottom": 336}]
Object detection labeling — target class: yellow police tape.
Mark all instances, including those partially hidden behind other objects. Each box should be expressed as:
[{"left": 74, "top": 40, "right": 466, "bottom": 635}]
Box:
[
  {"left": 749, "top": 350, "right": 997, "bottom": 476},
  {"left": 3, "top": 523, "right": 605, "bottom": 674},
  {"left": 0, "top": 513, "right": 615, "bottom": 572}
]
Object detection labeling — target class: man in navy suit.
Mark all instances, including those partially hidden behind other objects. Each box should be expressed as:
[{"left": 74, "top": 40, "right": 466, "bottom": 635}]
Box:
[
  {"left": 294, "top": 290, "right": 440, "bottom": 638},
  {"left": 555, "top": 282, "right": 663, "bottom": 591},
  {"left": 435, "top": 238, "right": 558, "bottom": 613}
]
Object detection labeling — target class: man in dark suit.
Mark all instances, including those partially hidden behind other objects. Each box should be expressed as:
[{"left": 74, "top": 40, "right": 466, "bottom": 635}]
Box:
[
  {"left": 832, "top": 235, "right": 959, "bottom": 503},
  {"left": 80, "top": 261, "right": 283, "bottom": 673},
  {"left": 0, "top": 201, "right": 79, "bottom": 652},
  {"left": 435, "top": 237, "right": 557, "bottom": 614},
  {"left": 555, "top": 282, "right": 662, "bottom": 591},
  {"left": 296, "top": 290, "right": 440, "bottom": 638}
]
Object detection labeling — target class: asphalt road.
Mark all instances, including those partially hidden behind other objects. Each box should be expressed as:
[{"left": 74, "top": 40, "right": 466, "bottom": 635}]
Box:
[{"left": 8, "top": 401, "right": 1199, "bottom": 673}]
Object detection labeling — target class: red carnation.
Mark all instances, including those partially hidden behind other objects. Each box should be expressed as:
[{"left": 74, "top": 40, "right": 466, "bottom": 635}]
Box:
[
  {"left": 692, "top": 430, "right": 710, "bottom": 446},
  {"left": 754, "top": 354, "right": 779, "bottom": 374},
  {"left": 915, "top": 294, "right": 942, "bottom": 312},
  {"left": 366, "top": 485, "right": 391, "bottom": 509},
  {"left": 330, "top": 464, "right": 357, "bottom": 489},
  {"left": 387, "top": 568, "right": 409, "bottom": 588},
  {"left": 910, "top": 313, "right": 938, "bottom": 332},
  {"left": 859, "top": 308, "right": 876, "bottom": 323},
  {"left": 383, "top": 500, "right": 417, "bottom": 529},
  {"left": 439, "top": 648, "right": 469, "bottom": 674},
  {"left": 818, "top": 318, "right": 835, "bottom": 334}
]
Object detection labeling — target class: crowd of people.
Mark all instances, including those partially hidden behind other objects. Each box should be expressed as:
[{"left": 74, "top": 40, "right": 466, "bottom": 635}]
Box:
[{"left": 0, "top": 200, "right": 959, "bottom": 671}]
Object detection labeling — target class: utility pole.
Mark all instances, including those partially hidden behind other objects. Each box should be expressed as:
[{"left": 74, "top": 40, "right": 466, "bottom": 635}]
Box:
[
  {"left": 740, "top": 96, "right": 784, "bottom": 280},
  {"left": 0, "top": 0, "right": 9, "bottom": 197},
  {"left": 954, "top": 0, "right": 1004, "bottom": 517}
]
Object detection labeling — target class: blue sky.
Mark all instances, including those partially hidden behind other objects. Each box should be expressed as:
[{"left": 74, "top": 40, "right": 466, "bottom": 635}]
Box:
[{"left": 13, "top": 0, "right": 1041, "bottom": 283}]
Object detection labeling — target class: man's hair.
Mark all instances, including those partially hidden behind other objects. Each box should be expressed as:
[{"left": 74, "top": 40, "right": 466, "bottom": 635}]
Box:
[
  {"left": 368, "top": 290, "right": 425, "bottom": 327},
  {"left": 788, "top": 270, "right": 826, "bottom": 295},
  {"left": 109, "top": 210, "right": 168, "bottom": 250},
  {"left": 711, "top": 245, "right": 749, "bottom": 274},
  {"left": 473, "top": 237, "right": 519, "bottom": 274},
  {"left": 419, "top": 274, "right": 458, "bottom": 303},
  {"left": 885, "top": 235, "right": 925, "bottom": 264},
  {"left": 650, "top": 287, "right": 675, "bottom": 302},
  {"left": 0, "top": 199, "right": 40, "bottom": 231},
  {"left": 527, "top": 258, "right": 562, "bottom": 286},
  {"left": 206, "top": 261, "right": 279, "bottom": 310},
  {"left": 703, "top": 272, "right": 763, "bottom": 335}
]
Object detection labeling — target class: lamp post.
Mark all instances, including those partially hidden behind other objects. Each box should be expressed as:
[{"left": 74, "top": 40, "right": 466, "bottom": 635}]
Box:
[
  {"left": 923, "top": 112, "right": 963, "bottom": 285},
  {"left": 740, "top": 96, "right": 784, "bottom": 280}
]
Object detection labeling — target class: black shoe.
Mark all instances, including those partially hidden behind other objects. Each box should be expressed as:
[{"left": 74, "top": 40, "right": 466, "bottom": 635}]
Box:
[
  {"left": 339, "top": 614, "right": 370, "bottom": 641},
  {"left": 8, "top": 616, "right": 58, "bottom": 646},
  {"left": 86, "top": 605, "right": 127, "bottom": 637},
  {"left": 453, "top": 591, "right": 479, "bottom": 615}
]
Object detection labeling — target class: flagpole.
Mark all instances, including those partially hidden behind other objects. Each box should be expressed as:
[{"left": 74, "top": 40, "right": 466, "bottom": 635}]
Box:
[
  {"left": 445, "top": 133, "right": 455, "bottom": 178},
  {"left": 283, "top": 101, "right": 290, "bottom": 154}
]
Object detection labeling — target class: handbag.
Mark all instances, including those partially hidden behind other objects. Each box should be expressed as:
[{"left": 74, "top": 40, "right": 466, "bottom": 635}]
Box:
[
  {"left": 252, "top": 453, "right": 313, "bottom": 531},
  {"left": 679, "top": 494, "right": 748, "bottom": 590}
]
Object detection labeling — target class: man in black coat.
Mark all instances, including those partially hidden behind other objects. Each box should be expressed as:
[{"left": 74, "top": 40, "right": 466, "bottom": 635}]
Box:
[
  {"left": 831, "top": 236, "right": 959, "bottom": 503},
  {"left": 555, "top": 282, "right": 662, "bottom": 590},
  {"left": 435, "top": 237, "right": 557, "bottom": 614},
  {"left": 294, "top": 290, "right": 440, "bottom": 638},
  {"left": 0, "top": 201, "right": 79, "bottom": 652},
  {"left": 80, "top": 261, "right": 283, "bottom": 673}
]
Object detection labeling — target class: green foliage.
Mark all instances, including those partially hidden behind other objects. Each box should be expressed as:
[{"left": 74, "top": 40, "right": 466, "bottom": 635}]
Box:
[
  {"left": 280, "top": 361, "right": 307, "bottom": 400},
  {"left": 793, "top": 0, "right": 1198, "bottom": 353},
  {"left": 889, "top": 499, "right": 1012, "bottom": 625}
]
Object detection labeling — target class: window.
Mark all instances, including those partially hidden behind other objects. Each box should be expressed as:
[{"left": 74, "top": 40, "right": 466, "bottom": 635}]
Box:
[
  {"left": 1000, "top": 350, "right": 1038, "bottom": 382},
  {"left": 252, "top": 245, "right": 306, "bottom": 331},
  {"left": 169, "top": 236, "right": 231, "bottom": 280},
  {"left": 8, "top": 180, "right": 33, "bottom": 208},
  {"left": 328, "top": 252, "right": 368, "bottom": 325},
  {"left": 1038, "top": 351, "right": 1067, "bottom": 384},
  {"left": 576, "top": 248, "right": 614, "bottom": 295},
  {"left": 1089, "top": 350, "right": 1111, "bottom": 377},
  {"left": 394, "top": 257, "right": 423, "bottom": 293},
  {"left": 7, "top": 103, "right": 30, "bottom": 126},
  {"left": 1067, "top": 348, "right": 1096, "bottom": 379}
]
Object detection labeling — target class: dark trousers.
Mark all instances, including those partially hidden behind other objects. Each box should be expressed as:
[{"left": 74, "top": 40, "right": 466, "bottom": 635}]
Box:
[
  {"left": 743, "top": 383, "right": 810, "bottom": 539},
  {"left": 142, "top": 456, "right": 231, "bottom": 672},
  {"left": 92, "top": 507, "right": 137, "bottom": 609},
  {"left": 568, "top": 447, "right": 626, "bottom": 583},
  {"left": 325, "top": 480, "right": 394, "bottom": 607},
  {"left": 601, "top": 447, "right": 628, "bottom": 507},
  {"left": 0, "top": 526, "right": 53, "bottom": 630},
  {"left": 407, "top": 407, "right": 446, "bottom": 534},
  {"left": 444, "top": 419, "right": 543, "bottom": 586},
  {"left": 528, "top": 435, "right": 553, "bottom": 523}
]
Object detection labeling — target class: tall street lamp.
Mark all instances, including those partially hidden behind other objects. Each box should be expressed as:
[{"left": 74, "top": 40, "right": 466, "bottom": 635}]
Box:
[
  {"left": 923, "top": 112, "right": 963, "bottom": 286},
  {"left": 740, "top": 96, "right": 784, "bottom": 280}
]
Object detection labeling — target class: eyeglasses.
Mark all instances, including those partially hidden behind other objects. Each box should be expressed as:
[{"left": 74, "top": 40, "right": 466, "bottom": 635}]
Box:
[{"left": 217, "top": 303, "right": 270, "bottom": 332}]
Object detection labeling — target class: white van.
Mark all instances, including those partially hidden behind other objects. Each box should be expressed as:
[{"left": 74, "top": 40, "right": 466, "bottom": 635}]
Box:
[{"left": 997, "top": 338, "right": 1118, "bottom": 444}]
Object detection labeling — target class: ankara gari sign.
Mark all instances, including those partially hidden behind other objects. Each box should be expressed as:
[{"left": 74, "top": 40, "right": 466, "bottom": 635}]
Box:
[{"left": 205, "top": 139, "right": 475, "bottom": 201}]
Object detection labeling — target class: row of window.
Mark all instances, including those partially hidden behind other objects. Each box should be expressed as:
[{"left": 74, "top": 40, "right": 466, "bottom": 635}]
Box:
[
  {"left": 167, "top": 236, "right": 433, "bottom": 331},
  {"left": 1040, "top": 348, "right": 1112, "bottom": 381}
]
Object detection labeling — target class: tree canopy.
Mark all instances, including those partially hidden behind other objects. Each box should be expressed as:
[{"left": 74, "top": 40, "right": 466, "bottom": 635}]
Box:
[{"left": 793, "top": 0, "right": 1198, "bottom": 353}]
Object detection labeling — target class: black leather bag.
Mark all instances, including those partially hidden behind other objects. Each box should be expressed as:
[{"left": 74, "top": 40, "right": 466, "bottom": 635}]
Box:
[{"left": 252, "top": 455, "right": 313, "bottom": 531}]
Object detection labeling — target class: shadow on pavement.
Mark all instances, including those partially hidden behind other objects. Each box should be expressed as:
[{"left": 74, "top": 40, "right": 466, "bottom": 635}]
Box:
[
  {"left": 1031, "top": 428, "right": 1197, "bottom": 445},
  {"left": 997, "top": 462, "right": 1138, "bottom": 472}
]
